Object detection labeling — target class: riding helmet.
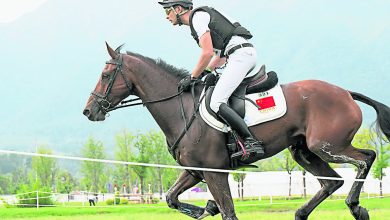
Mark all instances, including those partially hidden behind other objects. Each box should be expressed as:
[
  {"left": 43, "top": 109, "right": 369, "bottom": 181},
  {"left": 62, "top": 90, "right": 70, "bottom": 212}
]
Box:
[{"left": 158, "top": 0, "right": 193, "bottom": 9}]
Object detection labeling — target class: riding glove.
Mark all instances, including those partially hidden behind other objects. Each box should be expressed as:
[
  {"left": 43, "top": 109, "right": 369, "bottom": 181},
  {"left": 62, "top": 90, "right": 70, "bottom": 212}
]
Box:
[{"left": 178, "top": 75, "right": 196, "bottom": 91}]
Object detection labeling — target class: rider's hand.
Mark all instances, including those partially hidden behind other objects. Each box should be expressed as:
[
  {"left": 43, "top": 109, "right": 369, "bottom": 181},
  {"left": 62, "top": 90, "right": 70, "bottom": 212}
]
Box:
[
  {"left": 178, "top": 75, "right": 196, "bottom": 92},
  {"left": 199, "top": 69, "right": 212, "bottom": 78}
]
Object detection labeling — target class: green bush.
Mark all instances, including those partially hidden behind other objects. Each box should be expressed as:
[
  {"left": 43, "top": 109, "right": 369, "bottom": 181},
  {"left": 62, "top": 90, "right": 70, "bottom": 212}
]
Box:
[
  {"left": 105, "top": 199, "right": 114, "bottom": 205},
  {"left": 120, "top": 198, "right": 129, "bottom": 205},
  {"left": 106, "top": 197, "right": 124, "bottom": 206},
  {"left": 0, "top": 197, "right": 12, "bottom": 208},
  {"left": 114, "top": 191, "right": 120, "bottom": 205},
  {"left": 16, "top": 185, "right": 54, "bottom": 208},
  {"left": 151, "top": 198, "right": 160, "bottom": 204}
]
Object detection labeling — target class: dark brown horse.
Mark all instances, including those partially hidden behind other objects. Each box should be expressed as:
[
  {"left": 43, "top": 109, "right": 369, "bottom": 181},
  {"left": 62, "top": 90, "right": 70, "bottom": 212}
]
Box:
[{"left": 83, "top": 43, "right": 390, "bottom": 220}]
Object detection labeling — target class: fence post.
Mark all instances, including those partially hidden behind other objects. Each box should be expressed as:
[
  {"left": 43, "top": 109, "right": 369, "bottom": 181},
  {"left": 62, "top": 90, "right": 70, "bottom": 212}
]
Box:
[{"left": 36, "top": 191, "right": 39, "bottom": 210}]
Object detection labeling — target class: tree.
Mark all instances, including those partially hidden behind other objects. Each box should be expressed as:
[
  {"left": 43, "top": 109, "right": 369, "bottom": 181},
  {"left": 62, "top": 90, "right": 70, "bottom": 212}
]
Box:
[
  {"left": 159, "top": 168, "right": 181, "bottom": 195},
  {"left": 57, "top": 170, "right": 77, "bottom": 198},
  {"left": 0, "top": 174, "right": 11, "bottom": 194},
  {"left": 372, "top": 143, "right": 389, "bottom": 197},
  {"left": 114, "top": 129, "right": 136, "bottom": 194},
  {"left": 232, "top": 170, "right": 246, "bottom": 200},
  {"left": 132, "top": 133, "right": 151, "bottom": 196},
  {"left": 10, "top": 166, "right": 29, "bottom": 193},
  {"left": 279, "top": 149, "right": 297, "bottom": 198},
  {"left": 31, "top": 146, "right": 58, "bottom": 189},
  {"left": 80, "top": 137, "right": 106, "bottom": 193},
  {"left": 296, "top": 165, "right": 307, "bottom": 199},
  {"left": 146, "top": 130, "right": 176, "bottom": 199},
  {"left": 353, "top": 128, "right": 389, "bottom": 197},
  {"left": 254, "top": 156, "right": 281, "bottom": 171}
]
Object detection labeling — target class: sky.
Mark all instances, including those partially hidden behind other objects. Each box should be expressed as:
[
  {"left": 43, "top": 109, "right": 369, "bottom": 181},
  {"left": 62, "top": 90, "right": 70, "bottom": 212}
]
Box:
[
  {"left": 0, "top": 0, "right": 389, "bottom": 154},
  {"left": 0, "top": 0, "right": 48, "bottom": 23}
]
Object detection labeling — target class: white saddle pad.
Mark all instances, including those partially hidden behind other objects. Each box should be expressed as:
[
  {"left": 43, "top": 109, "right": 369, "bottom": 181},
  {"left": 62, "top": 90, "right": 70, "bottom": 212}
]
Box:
[{"left": 199, "top": 85, "right": 287, "bottom": 133}]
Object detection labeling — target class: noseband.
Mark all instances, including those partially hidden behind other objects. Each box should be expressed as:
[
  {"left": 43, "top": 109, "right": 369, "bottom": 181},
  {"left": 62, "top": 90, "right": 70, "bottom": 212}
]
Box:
[{"left": 91, "top": 54, "right": 133, "bottom": 113}]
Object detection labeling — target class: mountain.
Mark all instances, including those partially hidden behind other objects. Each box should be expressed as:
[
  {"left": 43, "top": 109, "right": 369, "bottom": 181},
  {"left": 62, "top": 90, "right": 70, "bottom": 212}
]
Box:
[{"left": 0, "top": 0, "right": 389, "bottom": 155}]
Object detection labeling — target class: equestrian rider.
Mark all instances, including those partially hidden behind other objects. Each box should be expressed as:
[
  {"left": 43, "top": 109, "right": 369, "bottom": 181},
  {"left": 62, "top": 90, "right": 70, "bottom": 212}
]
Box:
[{"left": 158, "top": 0, "right": 264, "bottom": 160}]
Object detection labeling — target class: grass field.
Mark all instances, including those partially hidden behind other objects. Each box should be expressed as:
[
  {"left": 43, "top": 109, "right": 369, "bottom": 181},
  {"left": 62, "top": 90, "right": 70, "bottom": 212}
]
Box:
[{"left": 1, "top": 197, "right": 389, "bottom": 219}]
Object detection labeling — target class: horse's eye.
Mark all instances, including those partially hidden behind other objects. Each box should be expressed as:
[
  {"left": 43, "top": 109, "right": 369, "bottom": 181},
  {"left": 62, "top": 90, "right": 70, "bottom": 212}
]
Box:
[{"left": 102, "top": 74, "right": 109, "bottom": 79}]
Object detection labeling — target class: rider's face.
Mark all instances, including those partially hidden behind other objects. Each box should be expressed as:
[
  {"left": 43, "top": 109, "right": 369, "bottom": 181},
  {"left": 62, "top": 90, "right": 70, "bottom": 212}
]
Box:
[{"left": 165, "top": 6, "right": 179, "bottom": 25}]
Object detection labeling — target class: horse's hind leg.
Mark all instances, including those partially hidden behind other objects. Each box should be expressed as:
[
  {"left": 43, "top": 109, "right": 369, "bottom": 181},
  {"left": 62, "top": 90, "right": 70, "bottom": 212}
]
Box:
[
  {"left": 166, "top": 170, "right": 220, "bottom": 219},
  {"left": 310, "top": 142, "right": 376, "bottom": 220},
  {"left": 345, "top": 148, "right": 376, "bottom": 220},
  {"left": 289, "top": 141, "right": 344, "bottom": 220},
  {"left": 203, "top": 172, "right": 238, "bottom": 220}
]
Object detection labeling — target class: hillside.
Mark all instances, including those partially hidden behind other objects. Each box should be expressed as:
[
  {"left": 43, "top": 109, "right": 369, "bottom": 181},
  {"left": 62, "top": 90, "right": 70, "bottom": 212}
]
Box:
[{"left": 0, "top": 0, "right": 389, "bottom": 154}]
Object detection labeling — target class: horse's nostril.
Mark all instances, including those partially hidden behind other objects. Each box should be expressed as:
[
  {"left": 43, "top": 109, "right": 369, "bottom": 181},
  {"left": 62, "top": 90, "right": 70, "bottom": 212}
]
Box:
[{"left": 83, "top": 109, "right": 91, "bottom": 117}]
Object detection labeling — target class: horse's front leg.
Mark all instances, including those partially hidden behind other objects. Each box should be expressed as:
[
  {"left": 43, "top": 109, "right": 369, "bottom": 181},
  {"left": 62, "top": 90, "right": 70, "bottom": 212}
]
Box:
[
  {"left": 203, "top": 172, "right": 238, "bottom": 220},
  {"left": 166, "top": 170, "right": 219, "bottom": 219}
]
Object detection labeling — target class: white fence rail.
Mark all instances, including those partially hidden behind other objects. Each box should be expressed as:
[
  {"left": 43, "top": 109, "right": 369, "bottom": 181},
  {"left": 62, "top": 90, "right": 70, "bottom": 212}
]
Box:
[{"left": 0, "top": 150, "right": 388, "bottom": 209}]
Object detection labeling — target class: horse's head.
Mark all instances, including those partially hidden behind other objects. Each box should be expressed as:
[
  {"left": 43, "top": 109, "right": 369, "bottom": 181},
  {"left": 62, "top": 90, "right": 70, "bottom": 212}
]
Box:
[{"left": 83, "top": 43, "right": 134, "bottom": 121}]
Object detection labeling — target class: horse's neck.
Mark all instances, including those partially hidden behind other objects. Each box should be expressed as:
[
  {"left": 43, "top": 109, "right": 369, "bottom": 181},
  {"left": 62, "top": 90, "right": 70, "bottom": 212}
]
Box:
[{"left": 134, "top": 63, "right": 194, "bottom": 143}]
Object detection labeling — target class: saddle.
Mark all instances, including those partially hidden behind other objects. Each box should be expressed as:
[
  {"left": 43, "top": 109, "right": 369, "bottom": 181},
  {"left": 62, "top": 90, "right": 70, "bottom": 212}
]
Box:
[{"left": 204, "top": 65, "right": 279, "bottom": 119}]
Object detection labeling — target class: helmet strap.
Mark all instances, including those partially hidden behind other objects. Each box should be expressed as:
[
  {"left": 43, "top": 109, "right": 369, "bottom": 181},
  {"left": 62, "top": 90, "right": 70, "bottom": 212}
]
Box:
[{"left": 173, "top": 7, "right": 189, "bottom": 26}]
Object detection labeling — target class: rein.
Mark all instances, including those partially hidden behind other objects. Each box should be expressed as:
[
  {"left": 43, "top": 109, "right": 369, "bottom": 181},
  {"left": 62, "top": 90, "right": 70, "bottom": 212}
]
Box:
[
  {"left": 108, "top": 91, "right": 184, "bottom": 112},
  {"left": 95, "top": 54, "right": 205, "bottom": 161},
  {"left": 114, "top": 81, "right": 206, "bottom": 159}
]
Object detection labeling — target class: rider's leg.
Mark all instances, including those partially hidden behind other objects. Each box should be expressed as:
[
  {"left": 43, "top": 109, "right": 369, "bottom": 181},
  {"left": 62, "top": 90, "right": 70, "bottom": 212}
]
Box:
[
  {"left": 218, "top": 103, "right": 264, "bottom": 159},
  {"left": 210, "top": 47, "right": 264, "bottom": 159}
]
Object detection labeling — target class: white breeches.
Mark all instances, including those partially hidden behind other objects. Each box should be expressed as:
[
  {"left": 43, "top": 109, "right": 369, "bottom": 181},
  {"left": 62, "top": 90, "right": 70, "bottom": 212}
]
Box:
[{"left": 210, "top": 47, "right": 257, "bottom": 113}]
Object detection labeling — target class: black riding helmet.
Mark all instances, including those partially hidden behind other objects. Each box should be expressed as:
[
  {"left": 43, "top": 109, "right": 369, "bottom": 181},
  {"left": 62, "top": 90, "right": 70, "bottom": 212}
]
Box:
[
  {"left": 158, "top": 0, "right": 193, "bottom": 9},
  {"left": 158, "top": 0, "right": 193, "bottom": 26}
]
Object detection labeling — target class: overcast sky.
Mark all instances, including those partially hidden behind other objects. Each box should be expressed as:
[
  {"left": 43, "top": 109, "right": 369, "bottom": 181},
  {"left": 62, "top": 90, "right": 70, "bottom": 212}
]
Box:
[
  {"left": 0, "top": 0, "right": 389, "bottom": 153},
  {"left": 0, "top": 0, "right": 48, "bottom": 23}
]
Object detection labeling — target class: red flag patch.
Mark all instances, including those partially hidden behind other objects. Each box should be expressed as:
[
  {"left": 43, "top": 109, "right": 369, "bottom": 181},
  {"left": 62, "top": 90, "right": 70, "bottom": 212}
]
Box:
[{"left": 256, "top": 96, "right": 276, "bottom": 110}]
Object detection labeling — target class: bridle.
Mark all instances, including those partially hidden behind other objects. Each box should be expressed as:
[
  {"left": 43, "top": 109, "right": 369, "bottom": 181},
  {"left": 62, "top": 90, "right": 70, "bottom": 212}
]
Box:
[
  {"left": 91, "top": 54, "right": 133, "bottom": 114},
  {"left": 90, "top": 52, "right": 207, "bottom": 181},
  {"left": 91, "top": 53, "right": 184, "bottom": 113}
]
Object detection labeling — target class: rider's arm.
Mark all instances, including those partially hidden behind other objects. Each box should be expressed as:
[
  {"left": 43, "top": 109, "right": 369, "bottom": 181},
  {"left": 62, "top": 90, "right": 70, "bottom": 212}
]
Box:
[
  {"left": 191, "top": 31, "right": 214, "bottom": 78},
  {"left": 207, "top": 55, "right": 226, "bottom": 71}
]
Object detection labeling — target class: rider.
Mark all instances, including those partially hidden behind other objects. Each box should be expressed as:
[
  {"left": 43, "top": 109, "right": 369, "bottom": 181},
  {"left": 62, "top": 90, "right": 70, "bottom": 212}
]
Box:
[{"left": 158, "top": 0, "right": 264, "bottom": 160}]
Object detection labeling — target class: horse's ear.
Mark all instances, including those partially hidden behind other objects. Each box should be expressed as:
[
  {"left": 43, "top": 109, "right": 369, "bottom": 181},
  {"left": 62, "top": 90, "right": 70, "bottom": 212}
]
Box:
[
  {"left": 115, "top": 44, "right": 125, "bottom": 54},
  {"left": 106, "top": 42, "right": 118, "bottom": 59}
]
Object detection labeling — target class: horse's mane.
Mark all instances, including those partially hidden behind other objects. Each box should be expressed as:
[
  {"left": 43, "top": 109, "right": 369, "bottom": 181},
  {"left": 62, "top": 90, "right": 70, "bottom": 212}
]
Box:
[{"left": 126, "top": 51, "right": 189, "bottom": 79}]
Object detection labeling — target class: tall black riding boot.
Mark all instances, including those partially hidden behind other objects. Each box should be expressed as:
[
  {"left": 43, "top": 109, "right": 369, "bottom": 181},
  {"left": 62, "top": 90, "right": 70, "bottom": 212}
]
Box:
[{"left": 218, "top": 103, "right": 264, "bottom": 160}]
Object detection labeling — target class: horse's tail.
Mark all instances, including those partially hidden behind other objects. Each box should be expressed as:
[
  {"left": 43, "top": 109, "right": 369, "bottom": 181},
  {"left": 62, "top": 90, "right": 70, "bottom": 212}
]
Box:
[{"left": 349, "top": 91, "right": 390, "bottom": 142}]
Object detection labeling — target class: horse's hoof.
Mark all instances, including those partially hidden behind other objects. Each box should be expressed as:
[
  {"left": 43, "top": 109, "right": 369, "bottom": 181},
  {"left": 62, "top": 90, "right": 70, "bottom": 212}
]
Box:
[
  {"left": 351, "top": 206, "right": 370, "bottom": 220},
  {"left": 205, "top": 200, "right": 220, "bottom": 216},
  {"left": 295, "top": 216, "right": 308, "bottom": 220},
  {"left": 222, "top": 216, "right": 238, "bottom": 220},
  {"left": 295, "top": 215, "right": 308, "bottom": 220},
  {"left": 295, "top": 209, "right": 308, "bottom": 220}
]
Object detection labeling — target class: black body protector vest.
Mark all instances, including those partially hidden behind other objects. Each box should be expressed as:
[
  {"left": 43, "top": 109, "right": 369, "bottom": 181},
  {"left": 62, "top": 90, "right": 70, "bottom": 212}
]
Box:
[{"left": 189, "top": 6, "right": 253, "bottom": 56}]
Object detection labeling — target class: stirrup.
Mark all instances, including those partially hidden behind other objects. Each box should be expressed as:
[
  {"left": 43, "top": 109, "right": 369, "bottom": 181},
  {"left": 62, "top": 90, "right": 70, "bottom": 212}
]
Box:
[
  {"left": 231, "top": 142, "right": 264, "bottom": 161},
  {"left": 245, "top": 137, "right": 263, "bottom": 148}
]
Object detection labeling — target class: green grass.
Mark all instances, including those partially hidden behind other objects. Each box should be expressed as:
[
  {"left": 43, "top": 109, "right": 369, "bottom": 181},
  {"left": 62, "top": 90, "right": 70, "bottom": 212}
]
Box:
[{"left": 1, "top": 197, "right": 389, "bottom": 219}]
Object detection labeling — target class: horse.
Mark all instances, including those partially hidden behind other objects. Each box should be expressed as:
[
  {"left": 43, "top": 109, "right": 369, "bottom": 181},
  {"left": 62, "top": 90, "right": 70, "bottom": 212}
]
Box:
[{"left": 83, "top": 43, "right": 390, "bottom": 220}]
